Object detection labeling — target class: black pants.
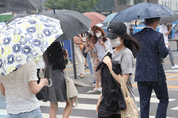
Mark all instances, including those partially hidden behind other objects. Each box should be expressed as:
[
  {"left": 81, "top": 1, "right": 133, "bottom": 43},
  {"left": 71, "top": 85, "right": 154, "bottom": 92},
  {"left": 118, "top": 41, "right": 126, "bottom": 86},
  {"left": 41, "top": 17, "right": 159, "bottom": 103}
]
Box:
[{"left": 98, "top": 114, "right": 121, "bottom": 118}]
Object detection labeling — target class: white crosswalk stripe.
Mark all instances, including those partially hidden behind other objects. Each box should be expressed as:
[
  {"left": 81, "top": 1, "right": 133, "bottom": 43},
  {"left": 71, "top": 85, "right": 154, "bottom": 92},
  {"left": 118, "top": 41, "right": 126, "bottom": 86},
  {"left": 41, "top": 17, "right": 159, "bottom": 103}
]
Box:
[
  {"left": 0, "top": 109, "right": 6, "bottom": 115},
  {"left": 171, "top": 106, "right": 178, "bottom": 110}
]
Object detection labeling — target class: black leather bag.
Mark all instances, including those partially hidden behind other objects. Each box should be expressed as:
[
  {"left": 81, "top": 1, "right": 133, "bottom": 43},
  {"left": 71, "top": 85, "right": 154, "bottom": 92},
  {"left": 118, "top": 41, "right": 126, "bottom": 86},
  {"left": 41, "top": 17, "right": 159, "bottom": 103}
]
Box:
[
  {"left": 36, "top": 69, "right": 46, "bottom": 100},
  {"left": 82, "top": 46, "right": 87, "bottom": 58}
]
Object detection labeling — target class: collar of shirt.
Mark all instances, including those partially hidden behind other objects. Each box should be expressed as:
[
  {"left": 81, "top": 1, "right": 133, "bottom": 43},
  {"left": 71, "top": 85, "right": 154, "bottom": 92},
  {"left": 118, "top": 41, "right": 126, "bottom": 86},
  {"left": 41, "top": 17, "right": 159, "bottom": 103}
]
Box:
[{"left": 144, "top": 26, "right": 154, "bottom": 30}]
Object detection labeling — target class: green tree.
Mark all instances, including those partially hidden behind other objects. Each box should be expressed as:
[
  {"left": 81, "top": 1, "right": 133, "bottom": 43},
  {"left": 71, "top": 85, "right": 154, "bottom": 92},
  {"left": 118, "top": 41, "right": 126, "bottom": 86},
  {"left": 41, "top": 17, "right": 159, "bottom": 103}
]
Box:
[{"left": 44, "top": 0, "right": 100, "bottom": 13}]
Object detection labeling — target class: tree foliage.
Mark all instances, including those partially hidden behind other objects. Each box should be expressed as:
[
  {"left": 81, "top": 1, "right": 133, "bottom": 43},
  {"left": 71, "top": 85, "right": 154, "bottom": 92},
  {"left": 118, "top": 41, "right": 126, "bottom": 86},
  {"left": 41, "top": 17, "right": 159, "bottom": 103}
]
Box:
[{"left": 44, "top": 0, "right": 100, "bottom": 13}]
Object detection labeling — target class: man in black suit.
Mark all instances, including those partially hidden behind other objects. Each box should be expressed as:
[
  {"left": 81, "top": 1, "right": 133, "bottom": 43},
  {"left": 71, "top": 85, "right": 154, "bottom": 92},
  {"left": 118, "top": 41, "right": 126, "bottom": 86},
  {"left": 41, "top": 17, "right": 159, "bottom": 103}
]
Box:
[{"left": 133, "top": 17, "right": 169, "bottom": 118}]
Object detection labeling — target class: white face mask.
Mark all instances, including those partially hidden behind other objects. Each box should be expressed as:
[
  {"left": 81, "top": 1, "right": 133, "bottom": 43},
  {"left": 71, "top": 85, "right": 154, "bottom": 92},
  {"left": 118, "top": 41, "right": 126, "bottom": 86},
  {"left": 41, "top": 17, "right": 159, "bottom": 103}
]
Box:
[
  {"left": 95, "top": 33, "right": 101, "bottom": 38},
  {"left": 110, "top": 37, "right": 122, "bottom": 47}
]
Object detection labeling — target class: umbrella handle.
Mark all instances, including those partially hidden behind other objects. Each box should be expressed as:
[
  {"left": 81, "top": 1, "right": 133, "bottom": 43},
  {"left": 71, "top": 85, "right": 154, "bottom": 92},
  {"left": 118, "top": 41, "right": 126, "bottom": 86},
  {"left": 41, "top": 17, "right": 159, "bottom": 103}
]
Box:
[
  {"left": 39, "top": 73, "right": 52, "bottom": 87},
  {"left": 47, "top": 79, "right": 52, "bottom": 87}
]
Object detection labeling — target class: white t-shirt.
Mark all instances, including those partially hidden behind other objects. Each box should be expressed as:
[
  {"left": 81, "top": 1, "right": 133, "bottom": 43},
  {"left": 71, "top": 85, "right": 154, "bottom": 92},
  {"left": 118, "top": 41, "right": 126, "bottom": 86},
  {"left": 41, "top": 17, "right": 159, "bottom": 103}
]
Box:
[
  {"left": 159, "top": 24, "right": 169, "bottom": 44},
  {"left": 0, "top": 61, "right": 39, "bottom": 114}
]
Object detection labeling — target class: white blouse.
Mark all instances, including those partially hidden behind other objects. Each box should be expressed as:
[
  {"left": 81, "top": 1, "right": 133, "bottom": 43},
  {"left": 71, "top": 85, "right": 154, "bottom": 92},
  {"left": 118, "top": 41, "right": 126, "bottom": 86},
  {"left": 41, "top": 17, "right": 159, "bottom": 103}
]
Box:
[{"left": 0, "top": 61, "right": 39, "bottom": 114}]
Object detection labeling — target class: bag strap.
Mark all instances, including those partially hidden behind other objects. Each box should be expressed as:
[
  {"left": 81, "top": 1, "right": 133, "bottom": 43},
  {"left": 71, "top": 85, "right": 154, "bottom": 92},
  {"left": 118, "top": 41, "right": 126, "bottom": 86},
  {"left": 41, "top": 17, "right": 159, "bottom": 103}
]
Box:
[
  {"left": 65, "top": 69, "right": 78, "bottom": 107},
  {"left": 120, "top": 76, "right": 130, "bottom": 98}
]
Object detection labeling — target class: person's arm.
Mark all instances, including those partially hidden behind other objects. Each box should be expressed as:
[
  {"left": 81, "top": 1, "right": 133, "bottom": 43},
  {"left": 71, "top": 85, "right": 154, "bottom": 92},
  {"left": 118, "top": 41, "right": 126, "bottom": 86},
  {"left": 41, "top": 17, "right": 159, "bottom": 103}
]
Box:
[
  {"left": 0, "top": 83, "right": 5, "bottom": 96},
  {"left": 28, "top": 62, "right": 48, "bottom": 94},
  {"left": 73, "top": 36, "right": 83, "bottom": 45},
  {"left": 63, "top": 48, "right": 69, "bottom": 65},
  {"left": 96, "top": 93, "right": 102, "bottom": 113},
  {"left": 157, "top": 34, "right": 169, "bottom": 58},
  {"left": 99, "top": 40, "right": 106, "bottom": 48},
  {"left": 165, "top": 25, "right": 172, "bottom": 36},
  {"left": 100, "top": 39, "right": 112, "bottom": 51},
  {"left": 102, "top": 56, "right": 129, "bottom": 84},
  {"left": 29, "top": 79, "right": 48, "bottom": 94}
]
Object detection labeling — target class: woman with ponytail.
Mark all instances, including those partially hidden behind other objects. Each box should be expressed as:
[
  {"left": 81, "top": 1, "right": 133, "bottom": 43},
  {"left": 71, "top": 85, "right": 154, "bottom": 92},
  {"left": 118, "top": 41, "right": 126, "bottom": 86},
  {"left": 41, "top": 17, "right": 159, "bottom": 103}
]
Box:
[{"left": 96, "top": 21, "right": 140, "bottom": 118}]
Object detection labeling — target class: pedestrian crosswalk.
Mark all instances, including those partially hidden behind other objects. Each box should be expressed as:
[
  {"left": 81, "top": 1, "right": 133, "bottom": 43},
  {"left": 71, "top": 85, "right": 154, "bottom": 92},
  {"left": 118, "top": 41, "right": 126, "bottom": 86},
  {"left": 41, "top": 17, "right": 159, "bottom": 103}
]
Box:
[
  {"left": 0, "top": 88, "right": 177, "bottom": 118},
  {"left": 39, "top": 92, "right": 177, "bottom": 118},
  {"left": 0, "top": 90, "right": 178, "bottom": 118}
]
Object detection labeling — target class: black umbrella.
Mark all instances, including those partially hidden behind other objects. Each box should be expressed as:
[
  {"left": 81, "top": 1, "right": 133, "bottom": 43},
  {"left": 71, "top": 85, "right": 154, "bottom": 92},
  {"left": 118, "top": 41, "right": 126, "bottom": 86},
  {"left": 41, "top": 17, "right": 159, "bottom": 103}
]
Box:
[
  {"left": 160, "top": 13, "right": 178, "bottom": 24},
  {"left": 0, "top": 0, "right": 44, "bottom": 13},
  {"left": 41, "top": 9, "right": 91, "bottom": 41},
  {"left": 41, "top": 9, "right": 91, "bottom": 79}
]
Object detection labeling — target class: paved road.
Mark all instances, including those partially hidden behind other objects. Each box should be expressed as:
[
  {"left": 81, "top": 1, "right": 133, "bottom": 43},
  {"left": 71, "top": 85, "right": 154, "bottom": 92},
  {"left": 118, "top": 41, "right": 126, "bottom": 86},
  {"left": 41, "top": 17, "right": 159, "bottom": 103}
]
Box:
[
  {"left": 1, "top": 86, "right": 177, "bottom": 118},
  {"left": 1, "top": 43, "right": 178, "bottom": 117}
]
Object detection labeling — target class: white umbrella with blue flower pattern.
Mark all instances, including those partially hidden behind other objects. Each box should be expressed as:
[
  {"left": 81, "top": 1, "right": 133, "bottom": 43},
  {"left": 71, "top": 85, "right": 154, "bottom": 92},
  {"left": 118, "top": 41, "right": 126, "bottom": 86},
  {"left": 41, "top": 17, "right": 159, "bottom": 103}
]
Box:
[{"left": 0, "top": 14, "right": 63, "bottom": 75}]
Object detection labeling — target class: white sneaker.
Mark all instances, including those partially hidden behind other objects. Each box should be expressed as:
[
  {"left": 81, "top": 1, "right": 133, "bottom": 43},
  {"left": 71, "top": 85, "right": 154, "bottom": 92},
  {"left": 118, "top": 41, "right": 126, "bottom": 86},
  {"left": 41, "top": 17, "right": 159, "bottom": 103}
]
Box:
[
  {"left": 171, "top": 64, "right": 178, "bottom": 69},
  {"left": 95, "top": 87, "right": 102, "bottom": 92}
]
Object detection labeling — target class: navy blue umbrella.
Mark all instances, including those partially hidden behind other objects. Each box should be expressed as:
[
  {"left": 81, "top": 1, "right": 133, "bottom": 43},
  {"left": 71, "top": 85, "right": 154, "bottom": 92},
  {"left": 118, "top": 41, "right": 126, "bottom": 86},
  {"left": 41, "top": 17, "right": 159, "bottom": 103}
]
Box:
[{"left": 111, "top": 3, "right": 175, "bottom": 22}]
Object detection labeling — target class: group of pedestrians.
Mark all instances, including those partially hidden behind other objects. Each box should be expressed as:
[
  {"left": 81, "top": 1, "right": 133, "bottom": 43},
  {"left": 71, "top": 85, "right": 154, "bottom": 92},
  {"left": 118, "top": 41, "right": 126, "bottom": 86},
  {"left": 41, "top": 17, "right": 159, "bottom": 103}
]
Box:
[
  {"left": 95, "top": 17, "right": 171, "bottom": 118},
  {"left": 0, "top": 17, "right": 175, "bottom": 118}
]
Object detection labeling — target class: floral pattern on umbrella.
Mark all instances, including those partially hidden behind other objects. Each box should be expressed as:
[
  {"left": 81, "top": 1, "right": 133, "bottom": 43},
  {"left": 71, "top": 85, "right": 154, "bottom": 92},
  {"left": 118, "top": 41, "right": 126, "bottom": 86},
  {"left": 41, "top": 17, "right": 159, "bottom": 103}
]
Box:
[{"left": 0, "top": 15, "right": 63, "bottom": 75}]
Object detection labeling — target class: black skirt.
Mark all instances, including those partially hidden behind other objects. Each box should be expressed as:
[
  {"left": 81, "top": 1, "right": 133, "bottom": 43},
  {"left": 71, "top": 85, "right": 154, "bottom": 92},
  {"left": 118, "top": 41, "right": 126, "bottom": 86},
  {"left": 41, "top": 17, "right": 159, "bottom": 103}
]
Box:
[{"left": 43, "top": 65, "right": 67, "bottom": 103}]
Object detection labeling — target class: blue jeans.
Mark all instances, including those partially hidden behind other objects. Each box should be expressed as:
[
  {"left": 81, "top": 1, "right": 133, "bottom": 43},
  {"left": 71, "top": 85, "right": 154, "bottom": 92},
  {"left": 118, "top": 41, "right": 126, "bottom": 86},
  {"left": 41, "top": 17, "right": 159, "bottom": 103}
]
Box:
[
  {"left": 7, "top": 108, "right": 43, "bottom": 118},
  {"left": 87, "top": 52, "right": 95, "bottom": 82},
  {"left": 137, "top": 81, "right": 169, "bottom": 118}
]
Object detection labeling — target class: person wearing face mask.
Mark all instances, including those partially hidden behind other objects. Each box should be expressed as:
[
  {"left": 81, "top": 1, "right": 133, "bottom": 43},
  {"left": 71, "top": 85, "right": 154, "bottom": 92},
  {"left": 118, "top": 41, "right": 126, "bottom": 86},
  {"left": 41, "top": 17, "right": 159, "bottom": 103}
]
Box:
[
  {"left": 96, "top": 21, "right": 140, "bottom": 118},
  {"left": 133, "top": 17, "right": 169, "bottom": 118},
  {"left": 89, "top": 26, "right": 112, "bottom": 92},
  {"left": 93, "top": 26, "right": 112, "bottom": 62}
]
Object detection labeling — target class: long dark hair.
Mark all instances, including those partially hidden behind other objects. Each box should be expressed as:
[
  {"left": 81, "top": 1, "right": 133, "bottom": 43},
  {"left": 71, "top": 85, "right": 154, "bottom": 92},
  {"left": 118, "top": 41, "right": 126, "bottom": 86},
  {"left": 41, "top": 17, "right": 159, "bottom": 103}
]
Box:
[{"left": 120, "top": 33, "right": 140, "bottom": 57}]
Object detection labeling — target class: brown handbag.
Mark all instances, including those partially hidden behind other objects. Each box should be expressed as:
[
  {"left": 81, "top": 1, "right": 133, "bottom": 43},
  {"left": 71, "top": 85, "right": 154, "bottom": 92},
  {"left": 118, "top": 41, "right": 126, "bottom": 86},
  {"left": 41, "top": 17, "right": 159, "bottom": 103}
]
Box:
[{"left": 120, "top": 76, "right": 138, "bottom": 118}]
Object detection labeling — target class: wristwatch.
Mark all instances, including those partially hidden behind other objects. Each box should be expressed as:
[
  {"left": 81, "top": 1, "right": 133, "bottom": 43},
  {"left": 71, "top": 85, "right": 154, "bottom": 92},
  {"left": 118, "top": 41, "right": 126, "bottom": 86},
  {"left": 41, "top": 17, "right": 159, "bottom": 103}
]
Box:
[{"left": 102, "top": 43, "right": 104, "bottom": 45}]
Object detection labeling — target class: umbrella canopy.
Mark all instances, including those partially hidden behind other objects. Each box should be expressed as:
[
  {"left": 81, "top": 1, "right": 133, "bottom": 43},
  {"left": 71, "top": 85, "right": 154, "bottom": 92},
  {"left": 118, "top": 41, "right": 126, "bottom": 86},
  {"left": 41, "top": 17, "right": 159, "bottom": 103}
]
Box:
[
  {"left": 0, "top": 15, "right": 63, "bottom": 75},
  {"left": 111, "top": 3, "right": 175, "bottom": 22},
  {"left": 104, "top": 12, "right": 118, "bottom": 23},
  {"left": 160, "top": 13, "right": 178, "bottom": 24},
  {"left": 7, "top": 14, "right": 28, "bottom": 23},
  {"left": 83, "top": 12, "right": 106, "bottom": 27},
  {"left": 41, "top": 9, "right": 91, "bottom": 41},
  {"left": 0, "top": 0, "right": 42, "bottom": 13}
]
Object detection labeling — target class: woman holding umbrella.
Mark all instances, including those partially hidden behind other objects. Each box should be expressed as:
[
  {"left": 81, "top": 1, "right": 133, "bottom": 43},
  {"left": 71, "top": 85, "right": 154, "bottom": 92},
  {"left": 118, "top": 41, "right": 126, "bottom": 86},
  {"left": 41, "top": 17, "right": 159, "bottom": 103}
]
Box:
[
  {"left": 0, "top": 61, "right": 49, "bottom": 118},
  {"left": 43, "top": 42, "right": 73, "bottom": 118},
  {"left": 0, "top": 14, "right": 64, "bottom": 118}
]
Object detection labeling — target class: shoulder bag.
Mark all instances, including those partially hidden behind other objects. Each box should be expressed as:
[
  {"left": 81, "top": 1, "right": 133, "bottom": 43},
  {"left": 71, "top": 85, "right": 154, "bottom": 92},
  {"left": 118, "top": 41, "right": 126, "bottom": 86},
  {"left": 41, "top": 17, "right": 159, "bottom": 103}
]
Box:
[
  {"left": 65, "top": 70, "right": 78, "bottom": 107},
  {"left": 120, "top": 76, "right": 138, "bottom": 118}
]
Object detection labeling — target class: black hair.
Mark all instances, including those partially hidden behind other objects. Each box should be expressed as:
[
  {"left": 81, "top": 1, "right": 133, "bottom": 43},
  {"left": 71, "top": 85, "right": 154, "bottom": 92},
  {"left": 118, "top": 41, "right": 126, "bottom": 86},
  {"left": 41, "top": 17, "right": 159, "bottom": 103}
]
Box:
[
  {"left": 120, "top": 33, "right": 141, "bottom": 57},
  {"left": 145, "top": 17, "right": 160, "bottom": 25}
]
